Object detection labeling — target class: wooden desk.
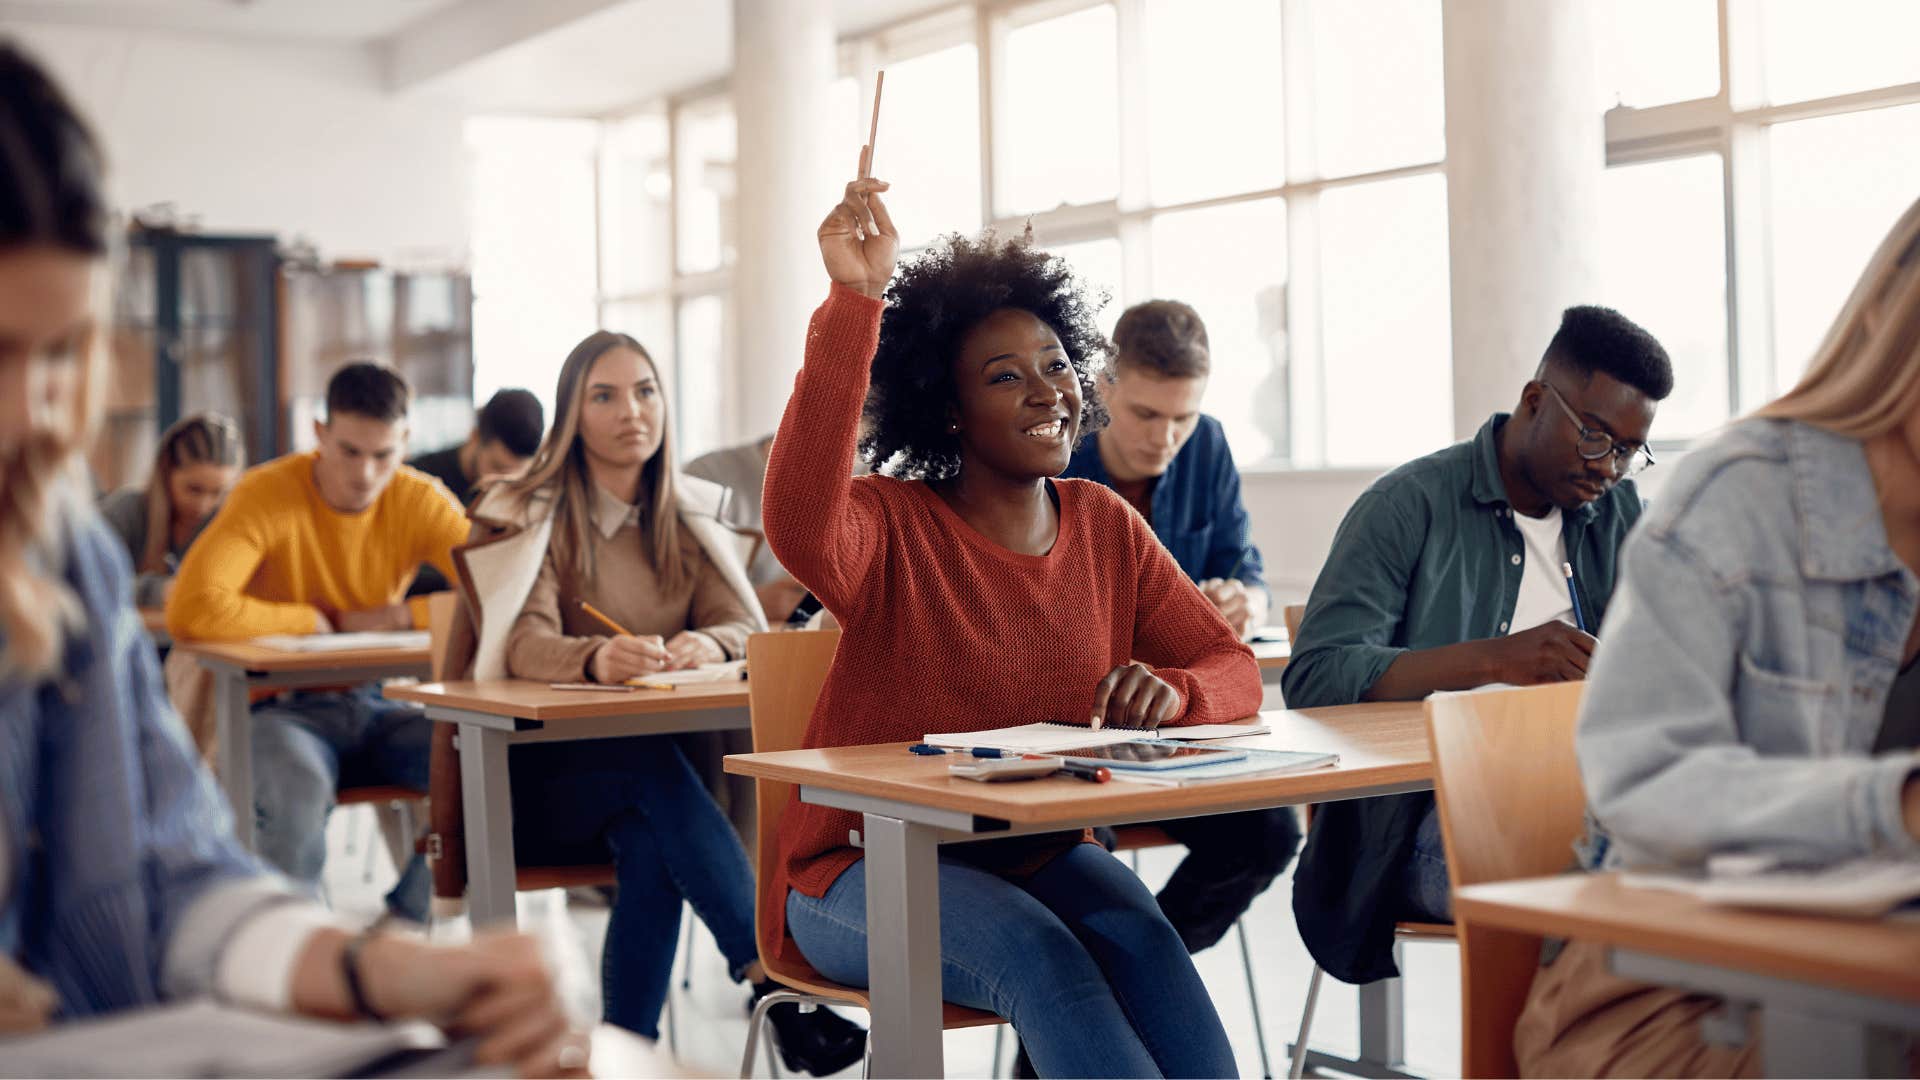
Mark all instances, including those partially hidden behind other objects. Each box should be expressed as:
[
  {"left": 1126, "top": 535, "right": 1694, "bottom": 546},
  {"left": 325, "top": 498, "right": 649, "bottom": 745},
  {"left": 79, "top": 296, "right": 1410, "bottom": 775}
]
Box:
[
  {"left": 1252, "top": 638, "right": 1290, "bottom": 686},
  {"left": 385, "top": 679, "right": 752, "bottom": 925},
  {"left": 176, "top": 640, "right": 432, "bottom": 849},
  {"left": 726, "top": 700, "right": 1429, "bottom": 1077},
  {"left": 1456, "top": 873, "right": 1920, "bottom": 1077}
]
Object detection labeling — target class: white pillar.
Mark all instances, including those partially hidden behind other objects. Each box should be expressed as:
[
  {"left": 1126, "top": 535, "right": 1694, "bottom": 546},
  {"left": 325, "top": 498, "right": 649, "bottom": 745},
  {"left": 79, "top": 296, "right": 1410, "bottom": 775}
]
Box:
[
  {"left": 731, "top": 0, "right": 835, "bottom": 441},
  {"left": 1441, "top": 0, "right": 1602, "bottom": 439}
]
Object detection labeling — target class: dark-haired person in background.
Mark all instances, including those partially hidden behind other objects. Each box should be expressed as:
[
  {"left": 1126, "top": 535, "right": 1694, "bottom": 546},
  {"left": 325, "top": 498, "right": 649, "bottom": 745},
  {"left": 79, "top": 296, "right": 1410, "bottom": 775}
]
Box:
[
  {"left": 169, "top": 362, "right": 471, "bottom": 922},
  {"left": 1061, "top": 299, "right": 1300, "bottom": 956},
  {"left": 1282, "top": 306, "right": 1674, "bottom": 987},
  {"left": 407, "top": 387, "right": 543, "bottom": 596},
  {"left": 410, "top": 387, "right": 544, "bottom": 503}
]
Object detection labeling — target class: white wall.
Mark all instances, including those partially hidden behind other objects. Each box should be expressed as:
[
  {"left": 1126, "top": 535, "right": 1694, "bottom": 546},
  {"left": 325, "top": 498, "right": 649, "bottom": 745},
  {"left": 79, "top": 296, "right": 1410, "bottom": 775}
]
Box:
[{"left": 5, "top": 23, "right": 470, "bottom": 265}]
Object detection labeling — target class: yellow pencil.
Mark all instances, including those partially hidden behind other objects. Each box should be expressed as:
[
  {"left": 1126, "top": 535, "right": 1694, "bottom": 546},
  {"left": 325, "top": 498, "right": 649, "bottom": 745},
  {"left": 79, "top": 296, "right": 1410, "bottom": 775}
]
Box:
[
  {"left": 625, "top": 679, "right": 679, "bottom": 692},
  {"left": 579, "top": 600, "right": 631, "bottom": 637}
]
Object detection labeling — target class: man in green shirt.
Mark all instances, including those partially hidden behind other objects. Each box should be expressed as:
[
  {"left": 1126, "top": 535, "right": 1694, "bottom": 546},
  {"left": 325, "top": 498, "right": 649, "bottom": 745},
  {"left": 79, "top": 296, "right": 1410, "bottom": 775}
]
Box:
[{"left": 1282, "top": 306, "right": 1674, "bottom": 985}]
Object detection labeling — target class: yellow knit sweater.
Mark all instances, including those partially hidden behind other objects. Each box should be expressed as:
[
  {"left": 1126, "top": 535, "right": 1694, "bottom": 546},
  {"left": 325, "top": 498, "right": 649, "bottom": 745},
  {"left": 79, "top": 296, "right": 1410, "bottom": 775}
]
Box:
[{"left": 167, "top": 451, "right": 468, "bottom": 640}]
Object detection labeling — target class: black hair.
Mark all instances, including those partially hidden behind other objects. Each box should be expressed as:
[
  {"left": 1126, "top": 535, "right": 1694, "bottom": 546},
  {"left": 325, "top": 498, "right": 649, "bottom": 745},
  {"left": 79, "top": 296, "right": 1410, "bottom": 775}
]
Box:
[
  {"left": 861, "top": 230, "right": 1111, "bottom": 479},
  {"left": 1539, "top": 305, "right": 1674, "bottom": 401},
  {"left": 475, "top": 387, "right": 544, "bottom": 458},
  {"left": 325, "top": 361, "right": 411, "bottom": 423},
  {"left": 1112, "top": 299, "right": 1210, "bottom": 378},
  {"left": 0, "top": 41, "right": 109, "bottom": 255}
]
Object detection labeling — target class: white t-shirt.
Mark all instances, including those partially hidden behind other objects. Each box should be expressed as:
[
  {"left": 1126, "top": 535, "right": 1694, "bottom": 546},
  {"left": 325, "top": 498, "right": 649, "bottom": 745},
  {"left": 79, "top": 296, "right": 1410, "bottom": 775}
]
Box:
[{"left": 1508, "top": 507, "right": 1575, "bottom": 634}]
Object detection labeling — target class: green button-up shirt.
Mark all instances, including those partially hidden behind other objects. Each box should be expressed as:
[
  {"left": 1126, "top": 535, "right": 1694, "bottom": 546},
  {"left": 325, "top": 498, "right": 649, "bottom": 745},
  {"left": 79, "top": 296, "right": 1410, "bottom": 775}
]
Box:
[
  {"left": 1282, "top": 412, "right": 1643, "bottom": 709},
  {"left": 1282, "top": 412, "right": 1646, "bottom": 984}
]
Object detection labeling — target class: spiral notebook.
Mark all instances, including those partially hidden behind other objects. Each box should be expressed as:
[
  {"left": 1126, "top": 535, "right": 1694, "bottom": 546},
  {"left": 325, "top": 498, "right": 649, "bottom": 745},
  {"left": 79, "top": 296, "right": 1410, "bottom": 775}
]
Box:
[{"left": 923, "top": 720, "right": 1271, "bottom": 754}]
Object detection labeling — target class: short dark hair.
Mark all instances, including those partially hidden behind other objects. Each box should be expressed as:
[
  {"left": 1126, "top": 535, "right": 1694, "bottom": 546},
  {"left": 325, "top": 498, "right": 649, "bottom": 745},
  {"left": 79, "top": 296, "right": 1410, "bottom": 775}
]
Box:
[
  {"left": 475, "top": 388, "right": 544, "bottom": 457},
  {"left": 1539, "top": 305, "right": 1674, "bottom": 401},
  {"left": 0, "top": 42, "right": 109, "bottom": 256},
  {"left": 325, "top": 362, "right": 411, "bottom": 424},
  {"left": 861, "top": 230, "right": 1111, "bottom": 480},
  {"left": 1112, "top": 299, "right": 1210, "bottom": 378}
]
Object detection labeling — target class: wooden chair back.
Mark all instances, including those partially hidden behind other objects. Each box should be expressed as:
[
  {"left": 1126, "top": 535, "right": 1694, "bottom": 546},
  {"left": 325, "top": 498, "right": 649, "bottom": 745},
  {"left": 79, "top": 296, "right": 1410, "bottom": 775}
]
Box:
[
  {"left": 426, "top": 591, "right": 459, "bottom": 682},
  {"left": 1282, "top": 603, "right": 1306, "bottom": 644},
  {"left": 1426, "top": 681, "right": 1589, "bottom": 1078}
]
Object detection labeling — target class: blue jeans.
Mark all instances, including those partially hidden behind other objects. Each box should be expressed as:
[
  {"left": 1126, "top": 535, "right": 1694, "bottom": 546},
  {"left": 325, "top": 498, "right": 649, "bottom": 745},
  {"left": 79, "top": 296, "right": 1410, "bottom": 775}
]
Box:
[
  {"left": 787, "top": 844, "right": 1237, "bottom": 1078},
  {"left": 1398, "top": 804, "right": 1452, "bottom": 922},
  {"left": 512, "top": 735, "right": 759, "bottom": 1039},
  {"left": 251, "top": 684, "right": 431, "bottom": 920}
]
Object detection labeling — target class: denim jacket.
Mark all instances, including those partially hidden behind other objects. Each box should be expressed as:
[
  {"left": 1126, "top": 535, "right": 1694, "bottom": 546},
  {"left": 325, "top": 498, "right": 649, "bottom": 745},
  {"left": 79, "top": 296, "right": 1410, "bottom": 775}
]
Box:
[
  {"left": 1579, "top": 419, "right": 1920, "bottom": 870},
  {"left": 1, "top": 483, "right": 288, "bottom": 1016}
]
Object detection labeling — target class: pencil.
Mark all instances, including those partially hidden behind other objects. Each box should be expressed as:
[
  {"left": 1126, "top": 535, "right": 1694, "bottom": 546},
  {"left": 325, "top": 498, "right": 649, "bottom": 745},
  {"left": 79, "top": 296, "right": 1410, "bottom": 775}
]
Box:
[
  {"left": 579, "top": 600, "right": 631, "bottom": 637},
  {"left": 863, "top": 70, "right": 885, "bottom": 178},
  {"left": 625, "top": 678, "right": 679, "bottom": 692}
]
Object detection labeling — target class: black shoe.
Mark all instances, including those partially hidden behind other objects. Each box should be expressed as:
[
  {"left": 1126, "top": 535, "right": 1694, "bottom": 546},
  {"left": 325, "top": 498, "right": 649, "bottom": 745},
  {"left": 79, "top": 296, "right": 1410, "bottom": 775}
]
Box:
[
  {"left": 749, "top": 981, "right": 867, "bottom": 1077},
  {"left": 1011, "top": 1038, "right": 1038, "bottom": 1079}
]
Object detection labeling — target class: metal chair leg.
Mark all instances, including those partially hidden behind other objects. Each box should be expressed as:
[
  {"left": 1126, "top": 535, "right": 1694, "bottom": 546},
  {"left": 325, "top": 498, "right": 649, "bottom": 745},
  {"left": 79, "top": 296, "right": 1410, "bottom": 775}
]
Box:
[
  {"left": 1236, "top": 919, "right": 1274, "bottom": 1078},
  {"left": 992, "top": 1026, "right": 1006, "bottom": 1078},
  {"left": 861, "top": 1034, "right": 874, "bottom": 1079},
  {"left": 681, "top": 905, "right": 696, "bottom": 990},
  {"left": 1288, "top": 965, "right": 1324, "bottom": 1079},
  {"left": 765, "top": 1035, "right": 780, "bottom": 1079},
  {"left": 664, "top": 988, "right": 678, "bottom": 1060},
  {"left": 740, "top": 989, "right": 807, "bottom": 1078}
]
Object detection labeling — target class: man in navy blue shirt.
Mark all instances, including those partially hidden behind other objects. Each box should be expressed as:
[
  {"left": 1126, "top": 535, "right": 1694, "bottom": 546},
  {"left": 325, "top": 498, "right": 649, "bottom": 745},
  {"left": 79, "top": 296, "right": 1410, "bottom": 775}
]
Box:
[{"left": 1062, "top": 299, "right": 1297, "bottom": 953}]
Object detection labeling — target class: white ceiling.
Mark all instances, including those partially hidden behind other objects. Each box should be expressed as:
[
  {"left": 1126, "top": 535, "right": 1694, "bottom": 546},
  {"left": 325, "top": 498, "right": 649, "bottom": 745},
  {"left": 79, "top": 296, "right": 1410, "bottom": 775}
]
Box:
[
  {"left": 0, "top": 0, "right": 464, "bottom": 42},
  {"left": 0, "top": 0, "right": 962, "bottom": 114}
]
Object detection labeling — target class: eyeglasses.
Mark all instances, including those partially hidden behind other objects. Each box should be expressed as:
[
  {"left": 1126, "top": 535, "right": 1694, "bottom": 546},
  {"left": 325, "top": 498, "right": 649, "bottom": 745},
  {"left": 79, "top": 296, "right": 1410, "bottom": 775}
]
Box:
[{"left": 1540, "top": 382, "right": 1656, "bottom": 477}]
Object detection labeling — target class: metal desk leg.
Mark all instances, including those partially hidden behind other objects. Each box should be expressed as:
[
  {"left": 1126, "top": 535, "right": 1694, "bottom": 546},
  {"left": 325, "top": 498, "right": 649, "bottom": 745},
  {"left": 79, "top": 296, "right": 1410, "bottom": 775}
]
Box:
[
  {"left": 1297, "top": 948, "right": 1421, "bottom": 1079},
  {"left": 861, "top": 813, "right": 946, "bottom": 1078},
  {"left": 458, "top": 723, "right": 517, "bottom": 926},
  {"left": 215, "top": 667, "right": 255, "bottom": 850}
]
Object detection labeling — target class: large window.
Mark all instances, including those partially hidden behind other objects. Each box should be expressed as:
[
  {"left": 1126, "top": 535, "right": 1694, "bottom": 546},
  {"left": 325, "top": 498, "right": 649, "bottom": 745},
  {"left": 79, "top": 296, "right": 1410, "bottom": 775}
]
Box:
[{"left": 1599, "top": 2, "right": 1920, "bottom": 434}]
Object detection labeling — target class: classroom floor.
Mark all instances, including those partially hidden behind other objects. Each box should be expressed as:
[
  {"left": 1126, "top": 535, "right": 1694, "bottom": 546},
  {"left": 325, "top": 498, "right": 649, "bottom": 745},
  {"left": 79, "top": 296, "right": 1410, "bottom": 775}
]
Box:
[{"left": 322, "top": 807, "right": 1462, "bottom": 1079}]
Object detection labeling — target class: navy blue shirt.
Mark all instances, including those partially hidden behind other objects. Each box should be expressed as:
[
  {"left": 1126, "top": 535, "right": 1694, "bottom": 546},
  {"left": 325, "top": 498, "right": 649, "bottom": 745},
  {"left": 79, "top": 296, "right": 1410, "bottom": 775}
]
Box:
[{"left": 1060, "top": 414, "right": 1265, "bottom": 592}]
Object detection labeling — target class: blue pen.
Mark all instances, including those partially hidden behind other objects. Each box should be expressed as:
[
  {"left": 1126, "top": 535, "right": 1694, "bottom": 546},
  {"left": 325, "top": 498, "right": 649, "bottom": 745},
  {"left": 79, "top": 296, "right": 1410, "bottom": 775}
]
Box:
[
  {"left": 1561, "top": 561, "right": 1588, "bottom": 633},
  {"left": 971, "top": 747, "right": 1017, "bottom": 759}
]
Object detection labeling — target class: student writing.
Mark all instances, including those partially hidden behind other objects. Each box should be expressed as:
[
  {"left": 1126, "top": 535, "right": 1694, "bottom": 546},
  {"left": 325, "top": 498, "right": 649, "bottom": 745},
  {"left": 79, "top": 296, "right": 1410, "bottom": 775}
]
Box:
[{"left": 96, "top": 411, "right": 243, "bottom": 608}]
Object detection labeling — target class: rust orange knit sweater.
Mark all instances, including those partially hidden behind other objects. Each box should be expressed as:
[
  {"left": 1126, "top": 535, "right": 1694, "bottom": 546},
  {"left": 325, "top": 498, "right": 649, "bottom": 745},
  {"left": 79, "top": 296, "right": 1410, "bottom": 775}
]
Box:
[{"left": 761, "top": 283, "right": 1262, "bottom": 955}]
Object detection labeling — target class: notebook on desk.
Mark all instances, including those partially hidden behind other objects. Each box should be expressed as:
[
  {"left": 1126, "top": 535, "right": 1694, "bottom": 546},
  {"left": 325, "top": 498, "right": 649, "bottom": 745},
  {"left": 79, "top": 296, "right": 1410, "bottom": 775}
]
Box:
[
  {"left": 1107, "top": 745, "right": 1340, "bottom": 787},
  {"left": 251, "top": 630, "right": 431, "bottom": 653},
  {"left": 925, "top": 720, "right": 1272, "bottom": 754},
  {"left": 623, "top": 659, "right": 748, "bottom": 686}
]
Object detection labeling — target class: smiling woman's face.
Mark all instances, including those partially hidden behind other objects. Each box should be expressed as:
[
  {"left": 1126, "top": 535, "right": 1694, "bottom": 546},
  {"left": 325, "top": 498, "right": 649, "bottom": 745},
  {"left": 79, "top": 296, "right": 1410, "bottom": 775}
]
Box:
[
  {"left": 0, "top": 245, "right": 92, "bottom": 456},
  {"left": 948, "top": 307, "right": 1083, "bottom": 481}
]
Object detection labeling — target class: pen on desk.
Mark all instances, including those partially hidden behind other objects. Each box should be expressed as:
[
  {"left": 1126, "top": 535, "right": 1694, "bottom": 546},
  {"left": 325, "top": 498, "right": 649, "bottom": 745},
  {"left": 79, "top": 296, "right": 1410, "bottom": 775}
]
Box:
[
  {"left": 970, "top": 747, "right": 1033, "bottom": 759},
  {"left": 1561, "top": 561, "right": 1588, "bottom": 633},
  {"left": 1056, "top": 761, "right": 1111, "bottom": 783}
]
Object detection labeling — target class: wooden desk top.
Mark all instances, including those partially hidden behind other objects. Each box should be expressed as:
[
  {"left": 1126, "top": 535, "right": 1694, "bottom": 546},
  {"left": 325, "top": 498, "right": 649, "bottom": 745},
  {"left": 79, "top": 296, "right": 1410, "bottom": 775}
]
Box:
[
  {"left": 725, "top": 701, "right": 1428, "bottom": 828},
  {"left": 1455, "top": 872, "right": 1920, "bottom": 1005},
  {"left": 172, "top": 639, "right": 431, "bottom": 674},
  {"left": 1252, "top": 639, "right": 1290, "bottom": 669},
  {"left": 386, "top": 677, "right": 751, "bottom": 721}
]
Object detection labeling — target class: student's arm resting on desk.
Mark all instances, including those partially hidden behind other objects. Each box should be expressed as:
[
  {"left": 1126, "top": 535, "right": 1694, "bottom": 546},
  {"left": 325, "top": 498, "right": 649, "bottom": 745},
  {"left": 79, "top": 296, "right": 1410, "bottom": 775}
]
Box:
[
  {"left": 165, "top": 479, "right": 321, "bottom": 639},
  {"left": 761, "top": 283, "right": 890, "bottom": 616},
  {"left": 1127, "top": 507, "right": 1263, "bottom": 727},
  {"left": 1577, "top": 524, "right": 1920, "bottom": 866}
]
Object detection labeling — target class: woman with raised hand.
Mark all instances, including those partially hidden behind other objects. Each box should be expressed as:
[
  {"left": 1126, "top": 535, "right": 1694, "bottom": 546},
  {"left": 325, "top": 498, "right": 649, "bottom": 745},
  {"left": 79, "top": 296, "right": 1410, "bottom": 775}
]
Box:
[
  {"left": 97, "top": 411, "right": 244, "bottom": 607},
  {"left": 0, "top": 41, "right": 584, "bottom": 1077},
  {"left": 761, "top": 149, "right": 1259, "bottom": 1077},
  {"left": 444, "top": 329, "right": 866, "bottom": 1074}
]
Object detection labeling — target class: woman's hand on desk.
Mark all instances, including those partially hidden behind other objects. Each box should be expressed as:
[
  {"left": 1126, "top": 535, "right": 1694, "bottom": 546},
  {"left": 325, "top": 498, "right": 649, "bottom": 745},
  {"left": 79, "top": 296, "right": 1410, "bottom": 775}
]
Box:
[
  {"left": 663, "top": 630, "right": 725, "bottom": 670},
  {"left": 590, "top": 634, "right": 671, "bottom": 683},
  {"left": 1091, "top": 662, "right": 1182, "bottom": 731},
  {"left": 0, "top": 953, "right": 57, "bottom": 1033},
  {"left": 817, "top": 147, "right": 896, "bottom": 300}
]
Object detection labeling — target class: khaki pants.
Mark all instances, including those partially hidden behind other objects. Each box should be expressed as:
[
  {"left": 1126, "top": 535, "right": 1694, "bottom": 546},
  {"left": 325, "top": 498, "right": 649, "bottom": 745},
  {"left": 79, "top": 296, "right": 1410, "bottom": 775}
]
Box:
[{"left": 1514, "top": 939, "right": 1759, "bottom": 1078}]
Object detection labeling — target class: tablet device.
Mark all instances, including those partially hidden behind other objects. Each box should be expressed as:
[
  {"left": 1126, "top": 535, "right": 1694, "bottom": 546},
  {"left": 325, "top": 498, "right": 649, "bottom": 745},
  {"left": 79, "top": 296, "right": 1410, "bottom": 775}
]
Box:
[{"left": 1051, "top": 742, "right": 1247, "bottom": 771}]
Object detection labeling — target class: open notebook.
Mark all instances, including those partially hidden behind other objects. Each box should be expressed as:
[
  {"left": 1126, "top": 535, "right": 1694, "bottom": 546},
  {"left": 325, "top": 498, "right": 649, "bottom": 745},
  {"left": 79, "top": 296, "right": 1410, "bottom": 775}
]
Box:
[
  {"left": 925, "top": 720, "right": 1272, "bottom": 754},
  {"left": 252, "top": 630, "right": 431, "bottom": 653},
  {"left": 624, "top": 659, "right": 748, "bottom": 687},
  {"left": 1623, "top": 854, "right": 1920, "bottom": 918}
]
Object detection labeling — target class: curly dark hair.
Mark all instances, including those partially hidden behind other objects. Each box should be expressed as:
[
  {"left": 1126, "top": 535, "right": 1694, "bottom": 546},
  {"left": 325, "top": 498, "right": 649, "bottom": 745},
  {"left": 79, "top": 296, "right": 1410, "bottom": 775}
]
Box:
[{"left": 860, "top": 229, "right": 1112, "bottom": 479}]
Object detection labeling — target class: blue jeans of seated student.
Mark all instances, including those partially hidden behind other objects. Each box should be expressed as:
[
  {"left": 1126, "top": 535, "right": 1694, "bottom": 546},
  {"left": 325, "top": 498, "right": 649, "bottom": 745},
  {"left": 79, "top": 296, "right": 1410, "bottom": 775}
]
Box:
[
  {"left": 1398, "top": 804, "right": 1452, "bottom": 923},
  {"left": 786, "top": 844, "right": 1238, "bottom": 1078},
  {"left": 251, "top": 684, "right": 433, "bottom": 921},
  {"left": 511, "top": 735, "right": 759, "bottom": 1039}
]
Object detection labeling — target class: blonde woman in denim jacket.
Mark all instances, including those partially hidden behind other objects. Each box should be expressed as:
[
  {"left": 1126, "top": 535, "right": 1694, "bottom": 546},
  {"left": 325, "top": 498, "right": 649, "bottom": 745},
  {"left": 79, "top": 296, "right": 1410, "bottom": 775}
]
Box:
[{"left": 1515, "top": 198, "right": 1920, "bottom": 1076}]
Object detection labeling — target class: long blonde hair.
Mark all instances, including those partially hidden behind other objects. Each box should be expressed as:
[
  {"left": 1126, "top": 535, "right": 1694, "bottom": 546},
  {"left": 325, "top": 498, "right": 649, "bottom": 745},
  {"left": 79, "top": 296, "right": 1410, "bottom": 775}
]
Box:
[
  {"left": 138, "top": 411, "right": 245, "bottom": 573},
  {"left": 492, "top": 330, "right": 692, "bottom": 594},
  {"left": 0, "top": 42, "right": 111, "bottom": 678},
  {"left": 1755, "top": 196, "right": 1920, "bottom": 437}
]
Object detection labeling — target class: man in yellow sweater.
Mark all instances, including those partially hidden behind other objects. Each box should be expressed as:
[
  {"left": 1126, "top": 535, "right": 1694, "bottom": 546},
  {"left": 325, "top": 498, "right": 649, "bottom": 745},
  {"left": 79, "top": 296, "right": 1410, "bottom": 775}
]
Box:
[{"left": 169, "top": 362, "right": 469, "bottom": 920}]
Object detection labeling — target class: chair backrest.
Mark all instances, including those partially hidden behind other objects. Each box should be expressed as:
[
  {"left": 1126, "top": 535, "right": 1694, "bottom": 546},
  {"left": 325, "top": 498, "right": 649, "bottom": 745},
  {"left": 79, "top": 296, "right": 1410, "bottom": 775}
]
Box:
[
  {"left": 426, "top": 590, "right": 460, "bottom": 682},
  {"left": 1426, "top": 681, "right": 1588, "bottom": 1078},
  {"left": 745, "top": 630, "right": 842, "bottom": 966},
  {"left": 1282, "top": 603, "right": 1306, "bottom": 644}
]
